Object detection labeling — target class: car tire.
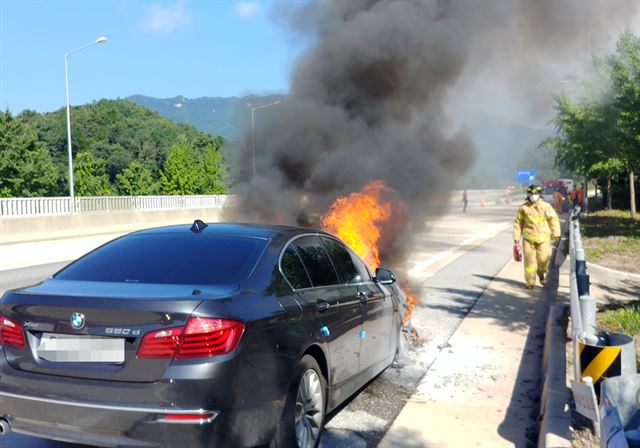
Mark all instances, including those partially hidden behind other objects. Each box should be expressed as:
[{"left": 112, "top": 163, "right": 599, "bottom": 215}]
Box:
[{"left": 273, "top": 354, "right": 326, "bottom": 448}]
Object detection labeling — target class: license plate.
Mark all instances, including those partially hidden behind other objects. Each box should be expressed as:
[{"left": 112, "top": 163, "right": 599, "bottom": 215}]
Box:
[{"left": 37, "top": 333, "right": 125, "bottom": 363}]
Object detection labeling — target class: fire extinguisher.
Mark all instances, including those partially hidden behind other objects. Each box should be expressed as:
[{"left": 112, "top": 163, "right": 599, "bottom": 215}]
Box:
[{"left": 513, "top": 243, "right": 522, "bottom": 262}]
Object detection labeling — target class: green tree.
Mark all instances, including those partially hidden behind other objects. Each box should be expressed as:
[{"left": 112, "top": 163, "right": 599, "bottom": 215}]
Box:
[
  {"left": 0, "top": 110, "right": 59, "bottom": 197},
  {"left": 608, "top": 30, "right": 640, "bottom": 218},
  {"left": 74, "top": 151, "right": 112, "bottom": 196},
  {"left": 16, "top": 99, "right": 226, "bottom": 195},
  {"left": 160, "top": 139, "right": 205, "bottom": 195},
  {"left": 545, "top": 87, "right": 624, "bottom": 210},
  {"left": 202, "top": 145, "right": 228, "bottom": 194},
  {"left": 115, "top": 161, "right": 159, "bottom": 195}
]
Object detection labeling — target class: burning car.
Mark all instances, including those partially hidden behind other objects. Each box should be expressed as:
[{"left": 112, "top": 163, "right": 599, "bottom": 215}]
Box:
[{"left": 0, "top": 221, "right": 404, "bottom": 448}]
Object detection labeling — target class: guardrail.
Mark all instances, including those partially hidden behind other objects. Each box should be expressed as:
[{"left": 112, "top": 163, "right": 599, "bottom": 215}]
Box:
[
  {"left": 566, "top": 206, "right": 638, "bottom": 444},
  {"left": 0, "top": 195, "right": 233, "bottom": 217}
]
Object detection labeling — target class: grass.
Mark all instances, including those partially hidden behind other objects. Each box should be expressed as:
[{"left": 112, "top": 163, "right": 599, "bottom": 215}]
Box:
[
  {"left": 597, "top": 301, "right": 640, "bottom": 371},
  {"left": 581, "top": 209, "right": 640, "bottom": 273}
]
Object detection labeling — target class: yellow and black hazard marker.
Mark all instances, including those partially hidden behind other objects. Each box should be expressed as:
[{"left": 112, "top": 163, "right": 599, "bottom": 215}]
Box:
[{"left": 579, "top": 342, "right": 622, "bottom": 397}]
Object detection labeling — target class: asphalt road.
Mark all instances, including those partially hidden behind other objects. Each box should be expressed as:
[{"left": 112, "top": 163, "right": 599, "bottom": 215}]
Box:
[
  {"left": 321, "top": 209, "right": 514, "bottom": 447},
  {"left": 0, "top": 205, "right": 516, "bottom": 447}
]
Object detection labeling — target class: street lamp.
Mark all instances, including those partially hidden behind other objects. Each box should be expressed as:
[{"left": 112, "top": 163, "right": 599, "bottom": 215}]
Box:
[
  {"left": 247, "top": 100, "right": 281, "bottom": 177},
  {"left": 64, "top": 36, "right": 107, "bottom": 207}
]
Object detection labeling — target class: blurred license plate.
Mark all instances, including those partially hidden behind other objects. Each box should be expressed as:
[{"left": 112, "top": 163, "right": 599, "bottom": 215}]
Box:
[{"left": 37, "top": 333, "right": 125, "bottom": 363}]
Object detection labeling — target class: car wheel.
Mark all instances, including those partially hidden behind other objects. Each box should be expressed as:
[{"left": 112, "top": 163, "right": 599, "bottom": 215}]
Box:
[{"left": 274, "top": 355, "right": 326, "bottom": 448}]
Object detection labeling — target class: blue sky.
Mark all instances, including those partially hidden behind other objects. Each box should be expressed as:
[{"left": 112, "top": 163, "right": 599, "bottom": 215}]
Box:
[{"left": 0, "top": 0, "right": 302, "bottom": 113}]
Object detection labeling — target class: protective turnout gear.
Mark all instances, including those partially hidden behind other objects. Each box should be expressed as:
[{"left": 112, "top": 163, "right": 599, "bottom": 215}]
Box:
[{"left": 513, "top": 188, "right": 561, "bottom": 288}]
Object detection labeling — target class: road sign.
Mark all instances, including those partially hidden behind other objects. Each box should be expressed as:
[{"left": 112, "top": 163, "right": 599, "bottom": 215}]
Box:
[{"left": 516, "top": 169, "right": 536, "bottom": 184}]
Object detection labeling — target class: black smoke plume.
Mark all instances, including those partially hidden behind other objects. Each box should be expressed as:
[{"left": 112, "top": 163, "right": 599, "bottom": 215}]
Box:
[{"left": 226, "top": 0, "right": 637, "bottom": 265}]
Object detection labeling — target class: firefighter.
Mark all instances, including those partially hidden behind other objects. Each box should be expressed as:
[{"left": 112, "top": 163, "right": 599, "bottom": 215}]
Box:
[
  {"left": 513, "top": 184, "right": 561, "bottom": 289},
  {"left": 552, "top": 190, "right": 564, "bottom": 212}
]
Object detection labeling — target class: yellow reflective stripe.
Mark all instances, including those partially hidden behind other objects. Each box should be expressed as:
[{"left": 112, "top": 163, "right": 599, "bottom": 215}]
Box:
[
  {"left": 582, "top": 347, "right": 621, "bottom": 383},
  {"left": 525, "top": 266, "right": 537, "bottom": 273},
  {"left": 523, "top": 233, "right": 550, "bottom": 243},
  {"left": 525, "top": 215, "right": 547, "bottom": 223}
]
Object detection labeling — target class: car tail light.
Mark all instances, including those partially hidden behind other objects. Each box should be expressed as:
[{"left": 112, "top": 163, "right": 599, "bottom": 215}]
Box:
[
  {"left": 162, "top": 413, "right": 216, "bottom": 422},
  {"left": 137, "top": 318, "right": 244, "bottom": 359},
  {"left": 0, "top": 314, "right": 26, "bottom": 348},
  {"left": 175, "top": 317, "right": 244, "bottom": 359},
  {"left": 137, "top": 327, "right": 183, "bottom": 358}
]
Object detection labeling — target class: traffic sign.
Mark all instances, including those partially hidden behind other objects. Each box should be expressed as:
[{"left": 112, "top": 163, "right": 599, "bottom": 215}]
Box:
[{"left": 516, "top": 169, "right": 536, "bottom": 184}]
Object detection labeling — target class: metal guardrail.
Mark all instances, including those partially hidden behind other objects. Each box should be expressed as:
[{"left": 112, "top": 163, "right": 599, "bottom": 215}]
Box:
[
  {"left": 0, "top": 195, "right": 233, "bottom": 217},
  {"left": 567, "top": 205, "right": 638, "bottom": 443},
  {"left": 568, "top": 205, "right": 591, "bottom": 342}
]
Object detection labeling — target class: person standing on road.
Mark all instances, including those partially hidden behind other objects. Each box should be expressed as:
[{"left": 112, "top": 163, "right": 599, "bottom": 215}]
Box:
[
  {"left": 571, "top": 183, "right": 585, "bottom": 210},
  {"left": 462, "top": 189, "right": 469, "bottom": 213},
  {"left": 513, "top": 184, "right": 561, "bottom": 289}
]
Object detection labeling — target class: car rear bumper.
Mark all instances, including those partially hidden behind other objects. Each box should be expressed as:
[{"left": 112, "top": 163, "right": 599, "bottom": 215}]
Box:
[
  {"left": 0, "top": 388, "right": 222, "bottom": 447},
  {"left": 0, "top": 356, "right": 284, "bottom": 447}
]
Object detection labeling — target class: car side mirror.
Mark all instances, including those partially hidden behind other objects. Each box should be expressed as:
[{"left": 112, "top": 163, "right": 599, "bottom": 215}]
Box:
[{"left": 374, "top": 268, "right": 396, "bottom": 285}]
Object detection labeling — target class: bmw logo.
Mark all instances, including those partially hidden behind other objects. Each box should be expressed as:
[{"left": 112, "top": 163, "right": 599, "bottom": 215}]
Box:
[{"left": 71, "top": 312, "right": 85, "bottom": 330}]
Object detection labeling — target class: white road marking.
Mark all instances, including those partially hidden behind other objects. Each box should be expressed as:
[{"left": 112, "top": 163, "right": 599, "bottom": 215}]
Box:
[{"left": 408, "top": 221, "right": 512, "bottom": 278}]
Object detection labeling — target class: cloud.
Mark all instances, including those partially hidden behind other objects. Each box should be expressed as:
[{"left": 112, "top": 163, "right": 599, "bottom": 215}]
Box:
[
  {"left": 234, "top": 1, "right": 260, "bottom": 17},
  {"left": 140, "top": 1, "right": 191, "bottom": 32}
]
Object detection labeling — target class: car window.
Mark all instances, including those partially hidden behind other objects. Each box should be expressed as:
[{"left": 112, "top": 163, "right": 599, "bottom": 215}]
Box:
[
  {"left": 280, "top": 245, "right": 312, "bottom": 289},
  {"left": 349, "top": 249, "right": 373, "bottom": 283},
  {"left": 321, "top": 237, "right": 362, "bottom": 284},
  {"left": 292, "top": 236, "right": 340, "bottom": 287},
  {"left": 55, "top": 234, "right": 267, "bottom": 285}
]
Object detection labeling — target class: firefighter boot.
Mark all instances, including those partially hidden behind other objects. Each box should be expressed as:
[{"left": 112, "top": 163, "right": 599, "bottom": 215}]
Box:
[{"left": 538, "top": 272, "right": 546, "bottom": 286}]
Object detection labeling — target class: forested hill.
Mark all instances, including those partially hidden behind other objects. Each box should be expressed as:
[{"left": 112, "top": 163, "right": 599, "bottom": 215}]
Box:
[
  {"left": 127, "top": 94, "right": 284, "bottom": 140},
  {"left": 0, "top": 99, "right": 227, "bottom": 198}
]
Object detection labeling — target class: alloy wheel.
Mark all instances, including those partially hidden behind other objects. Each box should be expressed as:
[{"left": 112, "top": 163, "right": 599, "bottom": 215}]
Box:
[{"left": 294, "top": 369, "right": 324, "bottom": 448}]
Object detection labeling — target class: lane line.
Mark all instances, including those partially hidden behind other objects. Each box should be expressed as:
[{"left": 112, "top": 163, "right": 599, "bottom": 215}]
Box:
[{"left": 408, "top": 221, "right": 512, "bottom": 278}]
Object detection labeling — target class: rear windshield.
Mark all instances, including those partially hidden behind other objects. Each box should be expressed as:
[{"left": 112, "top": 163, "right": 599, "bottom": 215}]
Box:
[{"left": 55, "top": 234, "right": 267, "bottom": 285}]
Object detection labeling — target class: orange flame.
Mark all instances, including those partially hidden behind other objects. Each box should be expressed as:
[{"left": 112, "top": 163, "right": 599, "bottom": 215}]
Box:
[
  {"left": 403, "top": 288, "right": 418, "bottom": 325},
  {"left": 321, "top": 181, "right": 395, "bottom": 271},
  {"left": 322, "top": 181, "right": 421, "bottom": 330}
]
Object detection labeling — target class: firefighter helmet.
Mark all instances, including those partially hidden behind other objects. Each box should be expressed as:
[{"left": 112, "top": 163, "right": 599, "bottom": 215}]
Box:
[{"left": 527, "top": 184, "right": 542, "bottom": 194}]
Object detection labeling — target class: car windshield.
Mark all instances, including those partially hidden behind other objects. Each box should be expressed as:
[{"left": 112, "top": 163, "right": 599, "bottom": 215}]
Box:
[{"left": 55, "top": 233, "right": 267, "bottom": 286}]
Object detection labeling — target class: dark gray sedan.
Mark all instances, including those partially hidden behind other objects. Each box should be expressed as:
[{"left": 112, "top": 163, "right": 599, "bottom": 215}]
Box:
[{"left": 0, "top": 222, "right": 403, "bottom": 447}]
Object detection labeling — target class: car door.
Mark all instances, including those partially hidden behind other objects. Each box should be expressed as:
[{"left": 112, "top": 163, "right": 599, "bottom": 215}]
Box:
[
  {"left": 351, "top": 255, "right": 394, "bottom": 372},
  {"left": 320, "top": 237, "right": 393, "bottom": 373},
  {"left": 287, "top": 236, "right": 362, "bottom": 391}
]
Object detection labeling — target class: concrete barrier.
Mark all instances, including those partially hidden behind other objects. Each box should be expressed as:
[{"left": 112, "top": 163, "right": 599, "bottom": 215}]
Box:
[{"left": 0, "top": 207, "right": 229, "bottom": 245}]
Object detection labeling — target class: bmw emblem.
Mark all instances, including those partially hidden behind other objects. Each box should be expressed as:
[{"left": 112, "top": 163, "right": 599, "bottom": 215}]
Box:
[{"left": 71, "top": 312, "right": 85, "bottom": 330}]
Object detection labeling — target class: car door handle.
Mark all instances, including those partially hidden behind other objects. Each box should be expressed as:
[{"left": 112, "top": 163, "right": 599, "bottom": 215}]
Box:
[
  {"left": 357, "top": 291, "right": 368, "bottom": 302},
  {"left": 315, "top": 300, "right": 330, "bottom": 312}
]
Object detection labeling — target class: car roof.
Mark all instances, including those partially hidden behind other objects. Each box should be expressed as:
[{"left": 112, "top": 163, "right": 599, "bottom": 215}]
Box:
[{"left": 130, "top": 222, "right": 329, "bottom": 241}]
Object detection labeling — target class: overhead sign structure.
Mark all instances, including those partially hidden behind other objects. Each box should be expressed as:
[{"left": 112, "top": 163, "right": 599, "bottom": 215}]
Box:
[{"left": 516, "top": 169, "right": 536, "bottom": 184}]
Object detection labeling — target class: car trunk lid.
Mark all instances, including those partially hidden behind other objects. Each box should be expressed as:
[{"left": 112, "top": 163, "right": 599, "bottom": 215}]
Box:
[{"left": 0, "top": 279, "right": 238, "bottom": 382}]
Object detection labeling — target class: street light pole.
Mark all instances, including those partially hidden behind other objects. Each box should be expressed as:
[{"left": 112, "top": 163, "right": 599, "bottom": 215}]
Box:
[
  {"left": 251, "top": 107, "right": 256, "bottom": 177},
  {"left": 64, "top": 36, "right": 107, "bottom": 209},
  {"left": 248, "top": 100, "right": 281, "bottom": 177}
]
